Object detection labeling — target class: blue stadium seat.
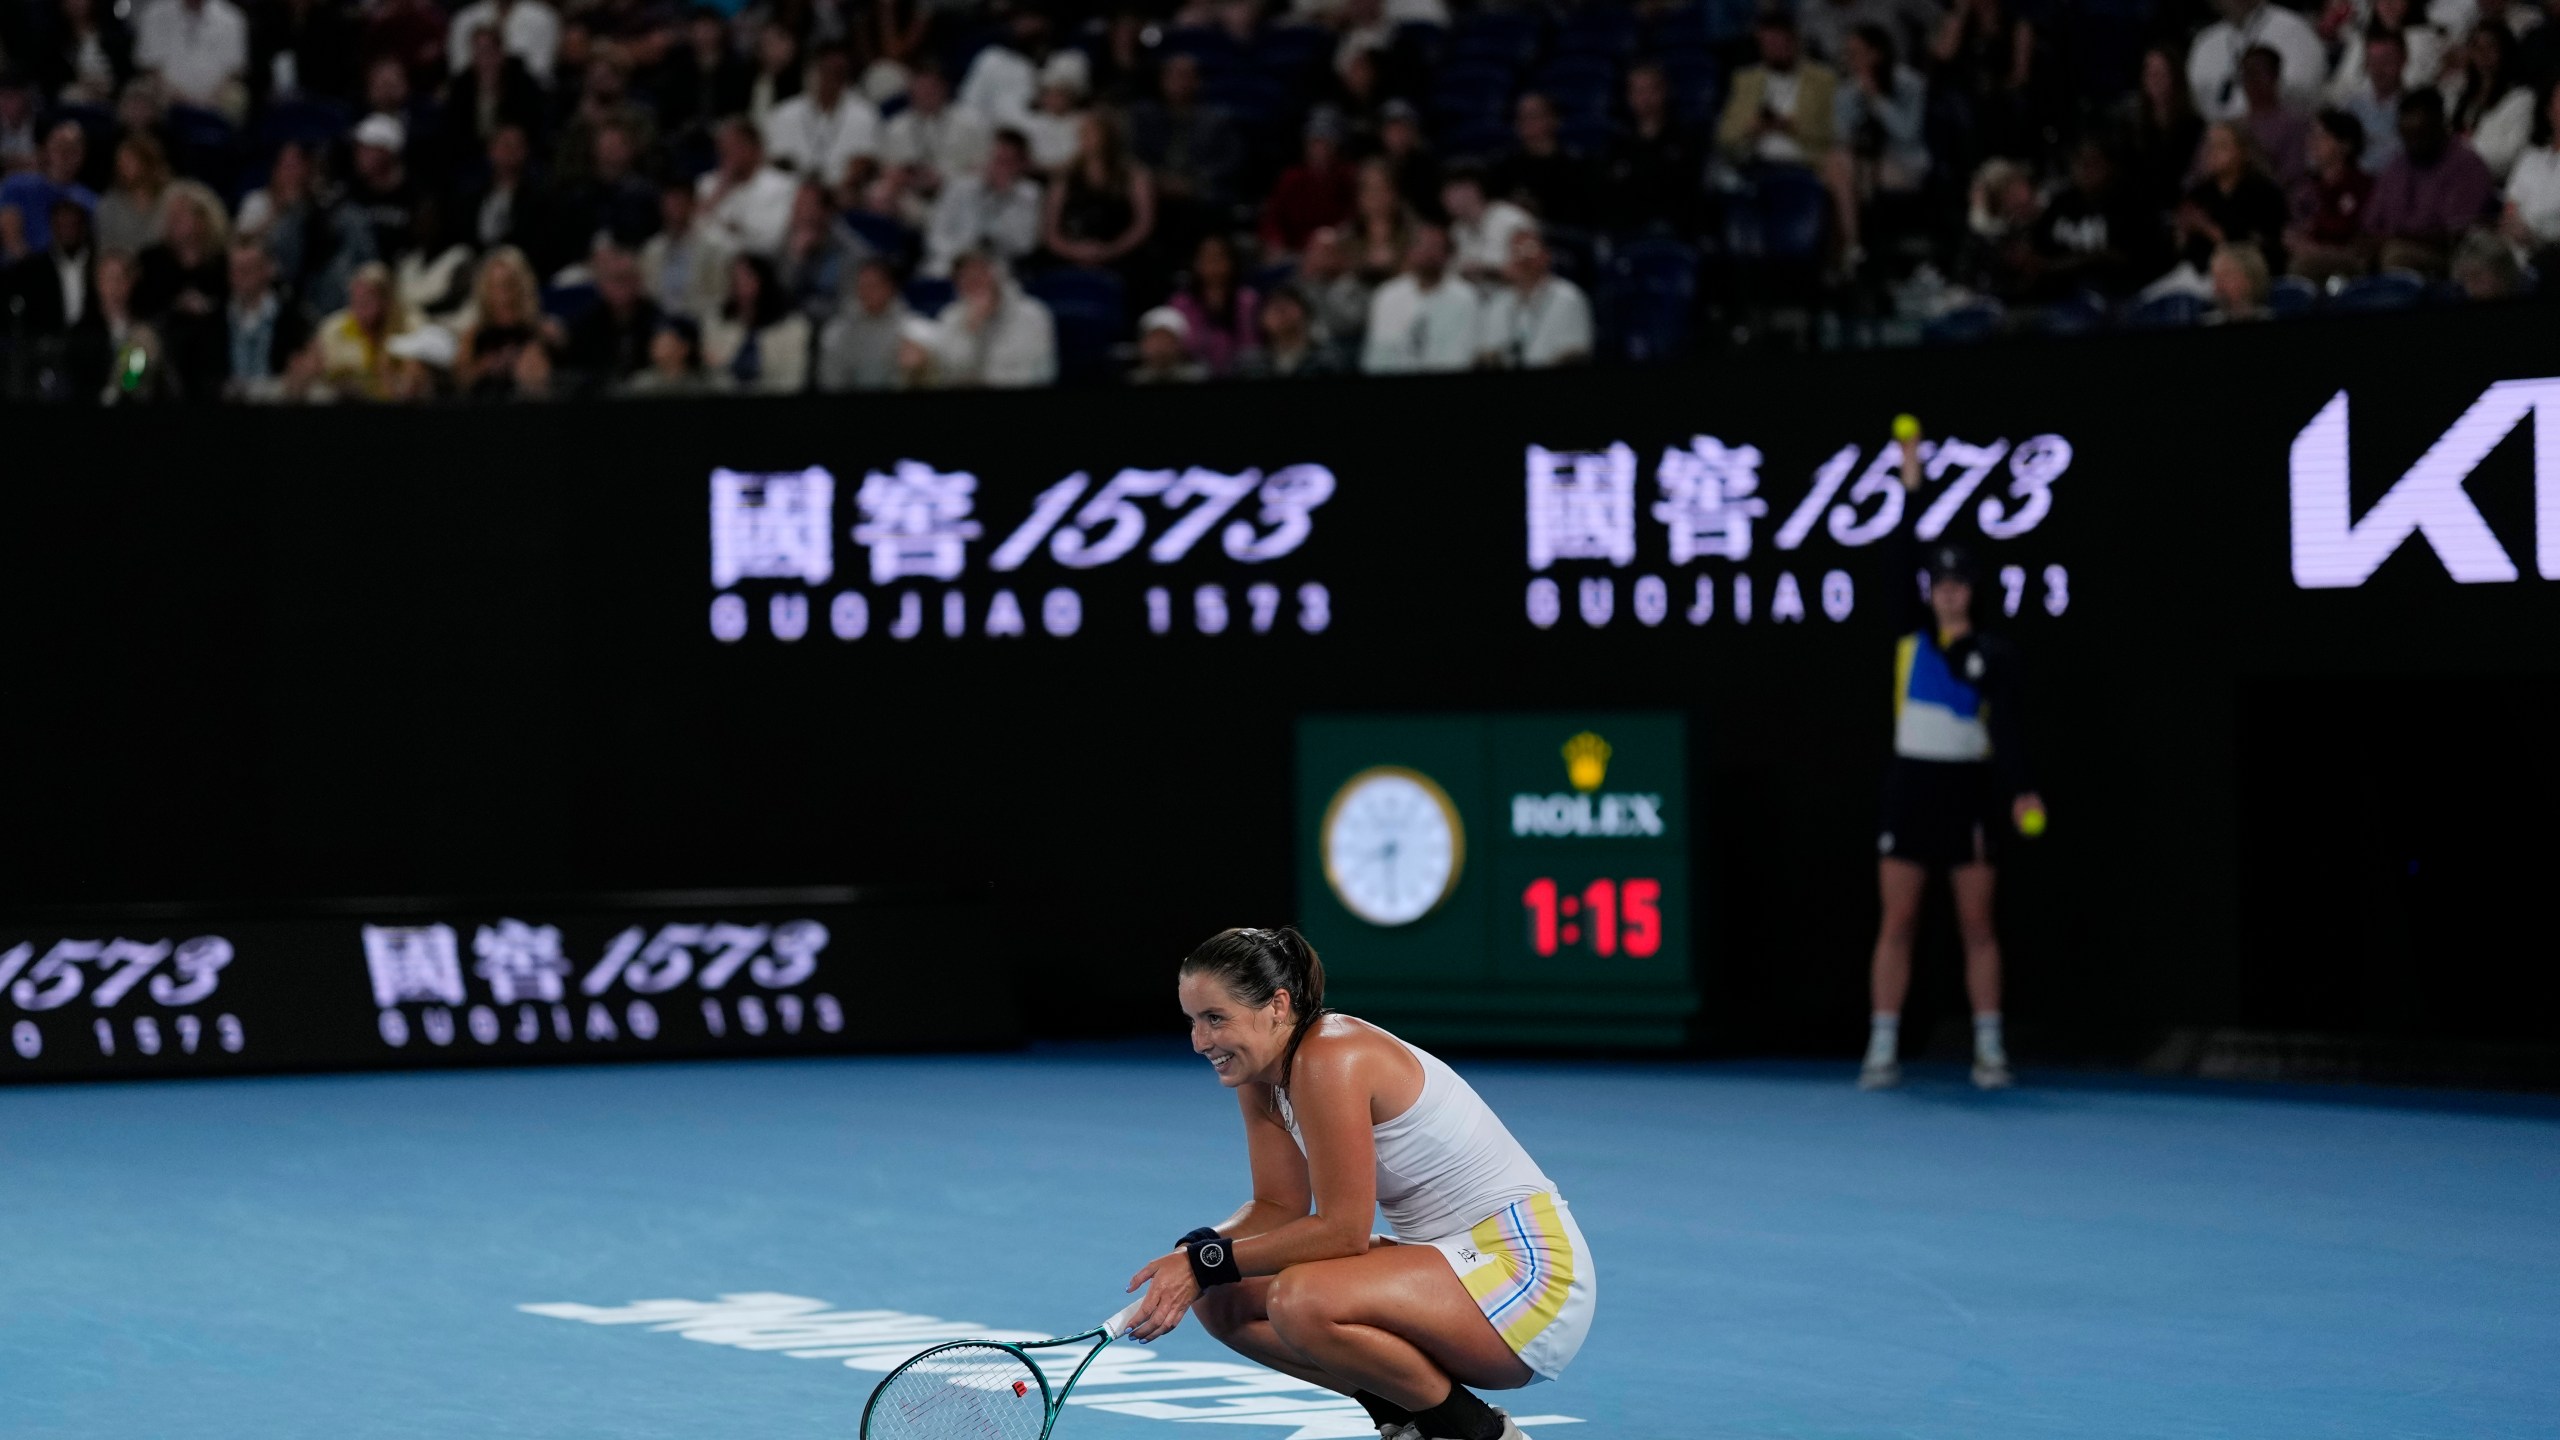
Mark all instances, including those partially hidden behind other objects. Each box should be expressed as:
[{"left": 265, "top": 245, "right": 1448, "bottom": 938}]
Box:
[
  {"left": 1723, "top": 166, "right": 1826, "bottom": 260},
  {"left": 541, "top": 282, "right": 600, "bottom": 323},
  {"left": 1558, "top": 6, "right": 1639, "bottom": 59},
  {"left": 1657, "top": 52, "right": 1724, "bottom": 130},
  {"left": 1439, "top": 116, "right": 1514, "bottom": 160},
  {"left": 1162, "top": 25, "right": 1241, "bottom": 67},
  {"left": 1206, "top": 73, "right": 1293, "bottom": 135},
  {"left": 842, "top": 210, "right": 917, "bottom": 267},
  {"left": 2332, "top": 270, "right": 2426, "bottom": 311},
  {"left": 1701, "top": 0, "right": 1759, "bottom": 43},
  {"left": 905, "top": 276, "right": 955, "bottom": 315},
  {"left": 2039, "top": 291, "right": 2109, "bottom": 335},
  {"left": 1559, "top": 116, "right": 1621, "bottom": 155},
  {"left": 164, "top": 104, "right": 242, "bottom": 197},
  {"left": 1533, "top": 57, "right": 1621, "bottom": 120},
  {"left": 1448, "top": 12, "right": 1543, "bottom": 69},
  {"left": 255, "top": 98, "right": 352, "bottom": 157},
  {"left": 1025, "top": 266, "right": 1127, "bottom": 383},
  {"left": 1430, "top": 61, "right": 1516, "bottom": 122},
  {"left": 1253, "top": 26, "right": 1332, "bottom": 79},
  {"left": 1600, "top": 237, "right": 1700, "bottom": 362},
  {"left": 2122, "top": 290, "right": 2206, "bottom": 328},
  {"left": 1924, "top": 299, "right": 2005, "bottom": 343},
  {"left": 2269, "top": 274, "right": 2319, "bottom": 316}
]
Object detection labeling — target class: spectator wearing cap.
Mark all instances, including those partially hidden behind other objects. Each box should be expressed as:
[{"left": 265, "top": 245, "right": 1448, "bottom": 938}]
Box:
[
  {"left": 1605, "top": 63, "right": 1707, "bottom": 236},
  {"left": 1492, "top": 92, "right": 1597, "bottom": 229},
  {"left": 1130, "top": 54, "right": 1243, "bottom": 252},
  {"left": 1720, "top": 12, "right": 1839, "bottom": 171},
  {"left": 1043, "top": 108, "right": 1156, "bottom": 294},
  {"left": 0, "top": 123, "right": 98, "bottom": 254},
  {"left": 698, "top": 118, "right": 799, "bottom": 257},
  {"left": 1476, "top": 228, "right": 1591, "bottom": 369},
  {"left": 299, "top": 260, "right": 425, "bottom": 401},
  {"left": 924, "top": 128, "right": 1042, "bottom": 278},
  {"left": 445, "top": 22, "right": 545, "bottom": 151},
  {"left": 134, "top": 0, "right": 251, "bottom": 118},
  {"left": 2173, "top": 121, "right": 2290, "bottom": 277},
  {"left": 817, "top": 256, "right": 911, "bottom": 390},
  {"left": 883, "top": 64, "right": 995, "bottom": 206},
  {"left": 444, "top": 0, "right": 560, "bottom": 88},
  {"left": 656, "top": 8, "right": 752, "bottom": 140},
  {"left": 2338, "top": 30, "right": 2413, "bottom": 172},
  {"left": 1377, "top": 100, "right": 1441, "bottom": 216},
  {"left": 93, "top": 134, "right": 172, "bottom": 259},
  {"left": 359, "top": 57, "right": 446, "bottom": 182},
  {"left": 1440, "top": 165, "right": 1533, "bottom": 285},
  {"left": 1130, "top": 304, "right": 1206, "bottom": 383},
  {"left": 2364, "top": 87, "right": 2497, "bottom": 273},
  {"left": 217, "top": 240, "right": 308, "bottom": 401},
  {"left": 1347, "top": 156, "right": 1415, "bottom": 284},
  {"left": 1170, "top": 231, "right": 1258, "bottom": 376},
  {"left": 1294, "top": 225, "right": 1371, "bottom": 347},
  {"left": 347, "top": 112, "right": 422, "bottom": 265},
  {"left": 764, "top": 41, "right": 882, "bottom": 196},
  {"left": 702, "top": 251, "right": 809, "bottom": 393},
  {"left": 2232, "top": 44, "right": 2313, "bottom": 188},
  {"left": 641, "top": 176, "right": 728, "bottom": 319},
  {"left": 1019, "top": 51, "right": 1092, "bottom": 174},
  {"left": 957, "top": 7, "right": 1051, "bottom": 131},
  {"left": 1360, "top": 222, "right": 1478, "bottom": 373},
  {"left": 133, "top": 178, "right": 229, "bottom": 391},
  {"left": 2499, "top": 85, "right": 2560, "bottom": 270},
  {"left": 2287, "top": 109, "right": 2377, "bottom": 281},
  {"left": 559, "top": 242, "right": 662, "bottom": 391},
  {"left": 1825, "top": 24, "right": 1930, "bottom": 271},
  {"left": 2187, "top": 0, "right": 2325, "bottom": 121},
  {"left": 621, "top": 315, "right": 719, "bottom": 396},
  {"left": 1238, "top": 285, "right": 1343, "bottom": 377},
  {"left": 926, "top": 246, "right": 1055, "bottom": 387},
  {"left": 35, "top": 0, "right": 135, "bottom": 108},
  {"left": 1260, "top": 111, "right": 1355, "bottom": 260}
]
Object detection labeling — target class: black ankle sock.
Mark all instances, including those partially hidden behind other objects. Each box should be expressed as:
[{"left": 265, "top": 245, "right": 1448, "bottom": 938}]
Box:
[
  {"left": 1352, "top": 1390, "right": 1416, "bottom": 1428},
  {"left": 1411, "top": 1384, "right": 1504, "bottom": 1440}
]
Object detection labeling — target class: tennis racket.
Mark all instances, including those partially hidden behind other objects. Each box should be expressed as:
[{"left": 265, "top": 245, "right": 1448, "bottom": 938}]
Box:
[{"left": 858, "top": 1301, "right": 1142, "bottom": 1440}]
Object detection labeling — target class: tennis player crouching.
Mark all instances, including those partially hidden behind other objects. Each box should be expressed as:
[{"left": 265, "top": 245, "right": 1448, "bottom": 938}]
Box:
[{"left": 1121, "top": 927, "right": 1596, "bottom": 1440}]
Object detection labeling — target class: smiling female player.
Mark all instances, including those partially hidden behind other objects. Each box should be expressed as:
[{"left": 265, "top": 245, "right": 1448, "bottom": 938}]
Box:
[{"left": 1120, "top": 927, "right": 1594, "bottom": 1440}]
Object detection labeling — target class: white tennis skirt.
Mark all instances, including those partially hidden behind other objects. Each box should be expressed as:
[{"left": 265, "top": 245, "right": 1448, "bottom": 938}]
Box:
[{"left": 1414, "top": 1191, "right": 1596, "bottom": 1383}]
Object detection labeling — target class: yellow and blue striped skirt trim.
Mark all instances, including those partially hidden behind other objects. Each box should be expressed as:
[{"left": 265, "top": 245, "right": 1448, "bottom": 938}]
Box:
[{"left": 1424, "top": 1191, "right": 1597, "bottom": 1382}]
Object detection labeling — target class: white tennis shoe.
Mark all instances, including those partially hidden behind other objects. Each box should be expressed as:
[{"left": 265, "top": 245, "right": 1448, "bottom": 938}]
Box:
[
  {"left": 1496, "top": 1410, "right": 1536, "bottom": 1439},
  {"left": 1858, "top": 1059, "right": 1902, "bottom": 1090},
  {"left": 1377, "top": 1426, "right": 1421, "bottom": 1440},
  {"left": 1972, "top": 1057, "right": 2013, "bottom": 1090}
]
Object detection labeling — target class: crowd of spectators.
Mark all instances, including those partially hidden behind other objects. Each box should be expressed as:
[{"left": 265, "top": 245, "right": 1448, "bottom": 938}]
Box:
[{"left": 0, "top": 0, "right": 2553, "bottom": 401}]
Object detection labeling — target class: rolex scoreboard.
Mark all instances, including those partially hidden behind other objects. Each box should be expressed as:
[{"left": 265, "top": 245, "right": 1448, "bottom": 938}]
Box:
[{"left": 1297, "top": 714, "right": 1697, "bottom": 1047}]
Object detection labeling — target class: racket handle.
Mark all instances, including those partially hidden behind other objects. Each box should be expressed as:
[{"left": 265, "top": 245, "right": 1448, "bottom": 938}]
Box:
[{"left": 1102, "top": 1301, "right": 1142, "bottom": 1339}]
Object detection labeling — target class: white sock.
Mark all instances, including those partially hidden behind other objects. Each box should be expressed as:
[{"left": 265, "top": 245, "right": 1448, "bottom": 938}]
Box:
[
  {"left": 1973, "top": 1012, "right": 2006, "bottom": 1065},
  {"left": 1864, "top": 1012, "right": 1900, "bottom": 1067}
]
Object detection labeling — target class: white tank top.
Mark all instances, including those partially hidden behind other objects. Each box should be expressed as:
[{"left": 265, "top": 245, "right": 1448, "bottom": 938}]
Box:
[{"left": 1278, "top": 1033, "right": 1556, "bottom": 1241}]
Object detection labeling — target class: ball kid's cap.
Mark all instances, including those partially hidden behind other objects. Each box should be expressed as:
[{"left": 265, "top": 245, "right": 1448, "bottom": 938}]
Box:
[{"left": 1925, "top": 543, "right": 1978, "bottom": 582}]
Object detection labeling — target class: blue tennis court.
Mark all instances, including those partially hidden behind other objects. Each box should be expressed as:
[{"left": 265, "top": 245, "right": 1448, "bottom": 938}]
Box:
[{"left": 6, "top": 1050, "right": 2556, "bottom": 1439}]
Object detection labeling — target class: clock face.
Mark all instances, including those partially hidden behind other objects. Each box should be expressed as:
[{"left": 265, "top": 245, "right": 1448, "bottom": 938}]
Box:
[{"left": 1322, "top": 767, "right": 1465, "bottom": 927}]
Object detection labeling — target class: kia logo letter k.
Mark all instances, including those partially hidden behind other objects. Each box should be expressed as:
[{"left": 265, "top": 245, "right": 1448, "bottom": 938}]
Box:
[{"left": 2288, "top": 378, "right": 2560, "bottom": 589}]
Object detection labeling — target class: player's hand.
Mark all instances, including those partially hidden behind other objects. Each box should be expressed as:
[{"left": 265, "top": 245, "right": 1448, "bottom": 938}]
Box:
[
  {"left": 2012, "top": 793, "right": 2045, "bottom": 829},
  {"left": 1123, "top": 1250, "right": 1200, "bottom": 1342}
]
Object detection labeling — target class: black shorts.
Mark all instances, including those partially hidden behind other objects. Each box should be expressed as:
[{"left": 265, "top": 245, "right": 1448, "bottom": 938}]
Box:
[{"left": 1879, "top": 758, "right": 2003, "bottom": 868}]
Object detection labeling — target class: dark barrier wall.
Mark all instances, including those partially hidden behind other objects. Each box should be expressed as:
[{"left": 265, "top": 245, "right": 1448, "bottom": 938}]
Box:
[{"left": 6, "top": 307, "right": 2555, "bottom": 1064}]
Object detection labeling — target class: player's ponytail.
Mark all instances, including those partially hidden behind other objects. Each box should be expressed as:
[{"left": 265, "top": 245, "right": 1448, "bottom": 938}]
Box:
[{"left": 1180, "top": 925, "right": 1330, "bottom": 1096}]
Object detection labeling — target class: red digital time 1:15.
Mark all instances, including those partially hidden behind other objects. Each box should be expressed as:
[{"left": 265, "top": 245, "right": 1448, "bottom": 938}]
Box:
[{"left": 1522, "top": 878, "right": 1663, "bottom": 958}]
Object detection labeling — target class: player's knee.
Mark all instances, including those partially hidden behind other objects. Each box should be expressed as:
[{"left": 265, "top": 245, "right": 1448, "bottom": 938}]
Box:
[{"left": 1262, "top": 1268, "right": 1330, "bottom": 1344}]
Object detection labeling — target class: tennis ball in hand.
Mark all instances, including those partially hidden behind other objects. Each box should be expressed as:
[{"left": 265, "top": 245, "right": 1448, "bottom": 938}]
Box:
[
  {"left": 1892, "top": 413, "right": 1921, "bottom": 443},
  {"left": 2017, "top": 804, "right": 2048, "bottom": 839}
]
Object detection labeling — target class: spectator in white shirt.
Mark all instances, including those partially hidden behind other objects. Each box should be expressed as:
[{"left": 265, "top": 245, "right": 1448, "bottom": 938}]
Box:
[
  {"left": 2441, "top": 24, "right": 2535, "bottom": 177},
  {"left": 642, "top": 177, "right": 729, "bottom": 319},
  {"left": 1360, "top": 222, "right": 1480, "bottom": 373},
  {"left": 696, "top": 118, "right": 800, "bottom": 257},
  {"left": 1476, "top": 229, "right": 1592, "bottom": 368},
  {"left": 445, "top": 0, "right": 560, "bottom": 88},
  {"left": 1440, "top": 165, "right": 1533, "bottom": 284},
  {"left": 928, "top": 246, "right": 1056, "bottom": 387},
  {"left": 2188, "top": 0, "right": 2326, "bottom": 119},
  {"left": 882, "top": 65, "right": 994, "bottom": 202},
  {"left": 1021, "top": 51, "right": 1093, "bottom": 173},
  {"left": 134, "top": 0, "right": 250, "bottom": 118},
  {"left": 958, "top": 8, "right": 1051, "bottom": 130},
  {"left": 762, "top": 42, "right": 881, "bottom": 194},
  {"left": 2327, "top": 0, "right": 2446, "bottom": 103},
  {"left": 924, "top": 129, "right": 1043, "bottom": 276},
  {"left": 2497, "top": 84, "right": 2560, "bottom": 254}
]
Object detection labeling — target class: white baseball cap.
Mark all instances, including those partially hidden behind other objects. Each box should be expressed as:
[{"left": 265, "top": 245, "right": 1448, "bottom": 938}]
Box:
[{"left": 353, "top": 113, "right": 406, "bottom": 154}]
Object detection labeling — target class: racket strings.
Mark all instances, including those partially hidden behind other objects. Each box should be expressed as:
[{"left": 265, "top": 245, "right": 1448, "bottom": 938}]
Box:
[{"left": 865, "top": 1344, "right": 1048, "bottom": 1440}]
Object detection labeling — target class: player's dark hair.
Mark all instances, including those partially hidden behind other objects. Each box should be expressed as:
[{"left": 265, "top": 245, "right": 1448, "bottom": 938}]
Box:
[{"left": 1181, "top": 926, "right": 1329, "bottom": 1096}]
